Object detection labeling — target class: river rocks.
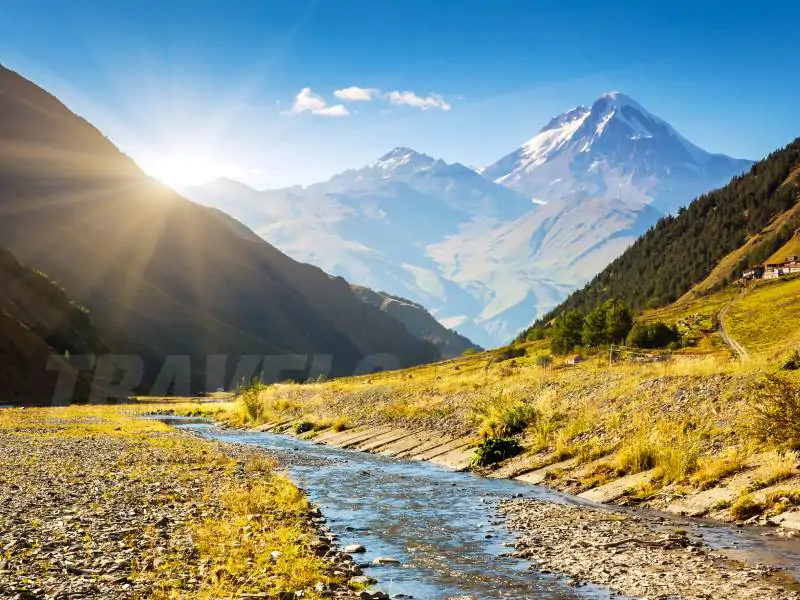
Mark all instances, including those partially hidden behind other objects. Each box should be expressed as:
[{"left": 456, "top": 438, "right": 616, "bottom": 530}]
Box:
[
  {"left": 345, "top": 544, "right": 367, "bottom": 553},
  {"left": 371, "top": 556, "right": 401, "bottom": 566},
  {"left": 500, "top": 498, "right": 800, "bottom": 600},
  {"left": 0, "top": 410, "right": 366, "bottom": 600}
]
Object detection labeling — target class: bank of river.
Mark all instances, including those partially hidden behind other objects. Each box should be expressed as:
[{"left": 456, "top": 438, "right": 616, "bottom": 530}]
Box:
[{"left": 180, "top": 419, "right": 800, "bottom": 600}]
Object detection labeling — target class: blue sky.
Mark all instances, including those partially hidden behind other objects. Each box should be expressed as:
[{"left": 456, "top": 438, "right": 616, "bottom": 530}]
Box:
[{"left": 1, "top": 0, "right": 799, "bottom": 188}]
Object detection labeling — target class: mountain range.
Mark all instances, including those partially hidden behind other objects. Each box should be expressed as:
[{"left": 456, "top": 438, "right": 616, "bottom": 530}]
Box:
[
  {"left": 0, "top": 64, "right": 439, "bottom": 394},
  {"left": 181, "top": 93, "right": 751, "bottom": 346}
]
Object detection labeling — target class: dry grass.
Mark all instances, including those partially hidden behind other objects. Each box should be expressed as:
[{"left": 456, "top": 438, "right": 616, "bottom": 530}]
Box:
[
  {"left": 747, "top": 450, "right": 799, "bottom": 492},
  {"left": 691, "top": 450, "right": 747, "bottom": 490},
  {"left": 726, "top": 276, "right": 800, "bottom": 359}
]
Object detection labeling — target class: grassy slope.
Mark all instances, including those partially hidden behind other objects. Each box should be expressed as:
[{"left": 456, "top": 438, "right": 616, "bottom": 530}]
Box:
[
  {"left": 0, "top": 403, "right": 348, "bottom": 598},
  {"left": 236, "top": 278, "right": 800, "bottom": 523},
  {"left": 766, "top": 232, "right": 800, "bottom": 264}
]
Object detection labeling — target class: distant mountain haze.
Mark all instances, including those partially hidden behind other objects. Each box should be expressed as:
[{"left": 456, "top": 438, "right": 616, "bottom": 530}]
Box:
[
  {"left": 350, "top": 285, "right": 480, "bottom": 359},
  {"left": 182, "top": 93, "right": 751, "bottom": 346},
  {"left": 0, "top": 64, "right": 440, "bottom": 392}
]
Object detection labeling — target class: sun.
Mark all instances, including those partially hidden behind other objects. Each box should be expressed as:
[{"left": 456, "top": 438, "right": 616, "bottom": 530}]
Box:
[
  {"left": 140, "top": 156, "right": 221, "bottom": 187},
  {"left": 139, "top": 152, "right": 247, "bottom": 187}
]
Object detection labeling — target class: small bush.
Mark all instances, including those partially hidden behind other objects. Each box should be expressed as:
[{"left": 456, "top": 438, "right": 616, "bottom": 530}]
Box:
[
  {"left": 626, "top": 321, "right": 680, "bottom": 349},
  {"left": 472, "top": 438, "right": 523, "bottom": 467},
  {"left": 329, "top": 417, "right": 349, "bottom": 432},
  {"left": 616, "top": 436, "right": 658, "bottom": 475},
  {"left": 748, "top": 375, "right": 800, "bottom": 444},
  {"left": 730, "top": 495, "right": 764, "bottom": 521},
  {"left": 293, "top": 420, "right": 314, "bottom": 434},
  {"left": 494, "top": 346, "right": 526, "bottom": 362},
  {"left": 238, "top": 381, "right": 268, "bottom": 424},
  {"left": 462, "top": 347, "right": 479, "bottom": 356},
  {"left": 472, "top": 395, "right": 537, "bottom": 438},
  {"left": 780, "top": 350, "right": 800, "bottom": 371}
]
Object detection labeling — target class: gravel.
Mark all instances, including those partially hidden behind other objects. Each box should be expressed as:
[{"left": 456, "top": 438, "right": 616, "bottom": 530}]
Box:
[
  {"left": 501, "top": 498, "right": 800, "bottom": 600},
  {"left": 0, "top": 412, "right": 378, "bottom": 600}
]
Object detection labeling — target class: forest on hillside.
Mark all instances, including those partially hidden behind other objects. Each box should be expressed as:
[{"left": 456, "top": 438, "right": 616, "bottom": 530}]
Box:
[{"left": 522, "top": 137, "right": 800, "bottom": 336}]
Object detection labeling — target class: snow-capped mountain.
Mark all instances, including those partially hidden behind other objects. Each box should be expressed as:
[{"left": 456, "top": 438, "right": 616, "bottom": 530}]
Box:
[
  {"left": 180, "top": 93, "right": 752, "bottom": 347},
  {"left": 482, "top": 92, "right": 752, "bottom": 213}
]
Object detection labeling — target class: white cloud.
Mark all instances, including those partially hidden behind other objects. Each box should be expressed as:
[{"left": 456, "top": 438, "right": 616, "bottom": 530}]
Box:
[
  {"left": 289, "top": 87, "right": 350, "bottom": 117},
  {"left": 385, "top": 90, "right": 451, "bottom": 111},
  {"left": 287, "top": 86, "right": 452, "bottom": 116},
  {"left": 334, "top": 86, "right": 380, "bottom": 102}
]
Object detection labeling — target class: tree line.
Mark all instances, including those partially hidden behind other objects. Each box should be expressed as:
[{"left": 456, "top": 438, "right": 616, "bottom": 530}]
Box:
[{"left": 525, "top": 299, "right": 679, "bottom": 355}]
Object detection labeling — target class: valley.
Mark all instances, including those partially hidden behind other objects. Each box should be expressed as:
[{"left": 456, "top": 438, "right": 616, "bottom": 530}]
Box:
[{"left": 2, "top": 4, "right": 800, "bottom": 600}]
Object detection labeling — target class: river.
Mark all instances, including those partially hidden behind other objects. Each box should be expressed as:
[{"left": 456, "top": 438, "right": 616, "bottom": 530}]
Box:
[{"left": 166, "top": 418, "right": 800, "bottom": 600}]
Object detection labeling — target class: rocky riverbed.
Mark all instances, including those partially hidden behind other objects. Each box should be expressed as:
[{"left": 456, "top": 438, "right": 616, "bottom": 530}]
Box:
[
  {"left": 501, "top": 498, "right": 800, "bottom": 600},
  {"left": 0, "top": 407, "right": 380, "bottom": 600}
]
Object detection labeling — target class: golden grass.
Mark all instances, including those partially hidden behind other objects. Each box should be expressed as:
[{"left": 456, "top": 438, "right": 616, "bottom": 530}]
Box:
[
  {"left": 691, "top": 450, "right": 747, "bottom": 490},
  {"left": 726, "top": 276, "right": 800, "bottom": 359},
  {"left": 226, "top": 281, "right": 800, "bottom": 516},
  {"left": 748, "top": 450, "right": 799, "bottom": 492}
]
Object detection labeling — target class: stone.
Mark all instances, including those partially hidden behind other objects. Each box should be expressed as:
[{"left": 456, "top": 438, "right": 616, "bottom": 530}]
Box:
[{"left": 372, "top": 556, "right": 401, "bottom": 566}]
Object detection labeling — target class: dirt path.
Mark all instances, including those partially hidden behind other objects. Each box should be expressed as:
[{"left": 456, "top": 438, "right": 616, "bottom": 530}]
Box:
[{"left": 718, "top": 291, "right": 750, "bottom": 360}]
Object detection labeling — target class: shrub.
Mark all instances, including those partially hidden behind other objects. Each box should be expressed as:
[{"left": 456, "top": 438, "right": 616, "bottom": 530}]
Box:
[
  {"left": 293, "top": 420, "right": 314, "bottom": 434},
  {"left": 329, "top": 417, "right": 349, "bottom": 432},
  {"left": 780, "top": 350, "right": 800, "bottom": 371},
  {"left": 494, "top": 346, "right": 526, "bottom": 362},
  {"left": 730, "top": 495, "right": 764, "bottom": 521},
  {"left": 535, "top": 355, "right": 552, "bottom": 369},
  {"left": 473, "top": 395, "right": 537, "bottom": 438},
  {"left": 748, "top": 375, "right": 800, "bottom": 444},
  {"left": 626, "top": 321, "right": 680, "bottom": 349},
  {"left": 616, "top": 436, "right": 658, "bottom": 475},
  {"left": 462, "top": 347, "right": 478, "bottom": 356},
  {"left": 238, "top": 381, "right": 268, "bottom": 423},
  {"left": 472, "top": 438, "right": 523, "bottom": 467},
  {"left": 525, "top": 328, "right": 546, "bottom": 342}
]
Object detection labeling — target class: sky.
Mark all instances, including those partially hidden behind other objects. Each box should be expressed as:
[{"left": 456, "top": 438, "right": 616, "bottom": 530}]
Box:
[{"left": 1, "top": 0, "right": 799, "bottom": 188}]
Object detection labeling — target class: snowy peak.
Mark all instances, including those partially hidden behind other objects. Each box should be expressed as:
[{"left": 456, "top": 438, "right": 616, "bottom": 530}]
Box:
[
  {"left": 522, "top": 91, "right": 692, "bottom": 165},
  {"left": 482, "top": 92, "right": 751, "bottom": 212},
  {"left": 368, "top": 146, "right": 436, "bottom": 173}
]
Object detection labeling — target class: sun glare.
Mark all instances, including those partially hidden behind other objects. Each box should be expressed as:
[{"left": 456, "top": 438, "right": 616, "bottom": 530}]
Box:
[{"left": 141, "top": 155, "right": 242, "bottom": 187}]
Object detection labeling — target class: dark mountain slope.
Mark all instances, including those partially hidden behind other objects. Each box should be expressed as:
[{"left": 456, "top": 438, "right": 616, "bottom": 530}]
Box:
[
  {"left": 0, "top": 248, "right": 105, "bottom": 403},
  {"left": 0, "top": 65, "right": 437, "bottom": 390},
  {"left": 525, "top": 137, "right": 800, "bottom": 329}
]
